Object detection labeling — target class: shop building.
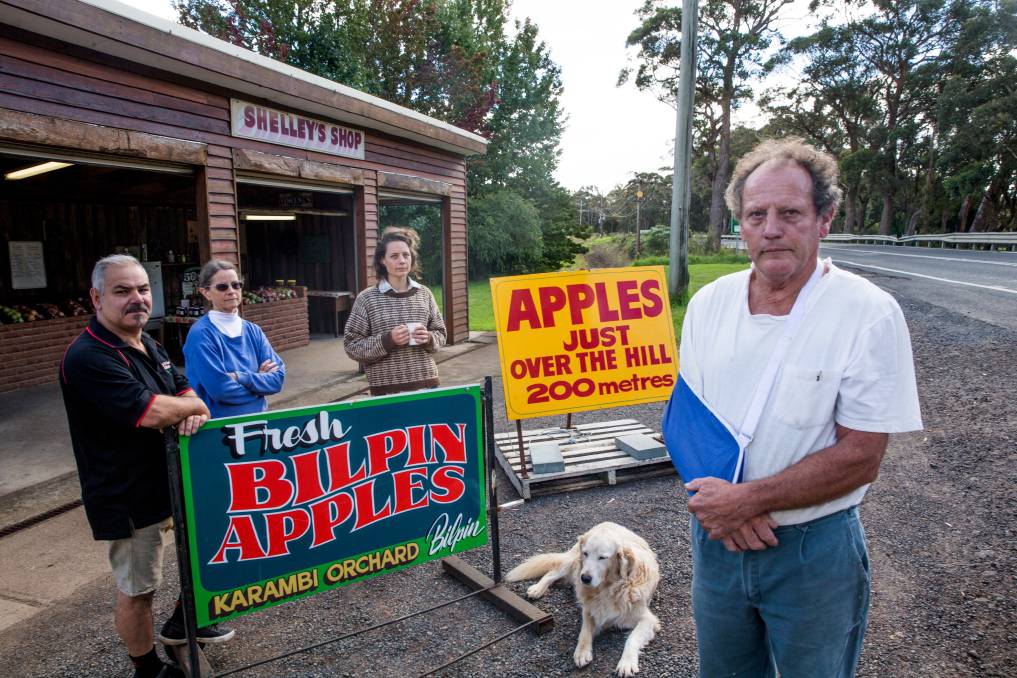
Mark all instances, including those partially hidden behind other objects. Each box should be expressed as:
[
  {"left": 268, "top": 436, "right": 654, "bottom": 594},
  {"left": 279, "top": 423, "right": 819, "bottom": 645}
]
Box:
[{"left": 0, "top": 0, "right": 485, "bottom": 394}]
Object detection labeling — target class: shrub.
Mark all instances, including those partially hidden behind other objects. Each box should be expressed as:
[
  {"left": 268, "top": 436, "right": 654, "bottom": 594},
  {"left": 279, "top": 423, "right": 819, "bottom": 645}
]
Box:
[{"left": 641, "top": 226, "right": 671, "bottom": 256}]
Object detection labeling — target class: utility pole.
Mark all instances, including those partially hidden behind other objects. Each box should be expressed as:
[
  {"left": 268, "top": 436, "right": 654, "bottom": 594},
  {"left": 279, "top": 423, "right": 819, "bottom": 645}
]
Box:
[
  {"left": 577, "top": 198, "right": 585, "bottom": 229},
  {"left": 635, "top": 189, "right": 644, "bottom": 258},
  {"left": 668, "top": 0, "right": 698, "bottom": 301}
]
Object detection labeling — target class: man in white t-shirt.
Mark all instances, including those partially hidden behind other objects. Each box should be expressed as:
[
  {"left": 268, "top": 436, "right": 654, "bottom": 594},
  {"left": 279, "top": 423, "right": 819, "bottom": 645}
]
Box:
[{"left": 677, "top": 138, "right": 922, "bottom": 677}]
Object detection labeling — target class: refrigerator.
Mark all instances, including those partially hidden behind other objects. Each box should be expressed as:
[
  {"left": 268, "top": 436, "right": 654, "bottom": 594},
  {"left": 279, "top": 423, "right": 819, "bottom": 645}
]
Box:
[{"left": 141, "top": 260, "right": 165, "bottom": 318}]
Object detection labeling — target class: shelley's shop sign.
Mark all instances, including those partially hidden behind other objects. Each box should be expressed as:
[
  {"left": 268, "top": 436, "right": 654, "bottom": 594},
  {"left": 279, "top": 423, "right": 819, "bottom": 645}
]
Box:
[
  {"left": 179, "top": 386, "right": 486, "bottom": 626},
  {"left": 230, "top": 99, "right": 365, "bottom": 160}
]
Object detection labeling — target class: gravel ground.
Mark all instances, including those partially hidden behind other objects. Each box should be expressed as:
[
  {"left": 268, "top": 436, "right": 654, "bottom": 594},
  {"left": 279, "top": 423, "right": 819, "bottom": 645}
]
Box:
[{"left": 1, "top": 269, "right": 1014, "bottom": 677}]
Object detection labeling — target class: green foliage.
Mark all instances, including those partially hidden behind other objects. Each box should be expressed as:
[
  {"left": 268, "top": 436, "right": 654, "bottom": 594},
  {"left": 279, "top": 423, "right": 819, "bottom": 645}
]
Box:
[
  {"left": 533, "top": 185, "right": 590, "bottom": 272},
  {"left": 762, "top": 0, "right": 1017, "bottom": 234},
  {"left": 467, "top": 190, "right": 543, "bottom": 277},
  {"left": 641, "top": 226, "right": 671, "bottom": 256},
  {"left": 378, "top": 204, "right": 444, "bottom": 286}
]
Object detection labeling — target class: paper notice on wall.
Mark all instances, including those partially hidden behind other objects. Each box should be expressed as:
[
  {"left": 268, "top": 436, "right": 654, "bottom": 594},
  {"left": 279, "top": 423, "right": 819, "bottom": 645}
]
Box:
[{"left": 9, "top": 241, "right": 46, "bottom": 289}]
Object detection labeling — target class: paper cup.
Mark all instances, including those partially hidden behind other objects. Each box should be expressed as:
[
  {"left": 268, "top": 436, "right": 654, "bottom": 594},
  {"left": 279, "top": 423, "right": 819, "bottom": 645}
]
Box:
[{"left": 406, "top": 322, "right": 424, "bottom": 345}]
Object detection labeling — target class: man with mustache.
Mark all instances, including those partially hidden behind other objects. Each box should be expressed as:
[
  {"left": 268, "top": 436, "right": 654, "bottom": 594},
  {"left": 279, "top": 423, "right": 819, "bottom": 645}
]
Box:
[
  {"left": 60, "top": 254, "right": 230, "bottom": 677},
  {"left": 674, "top": 139, "right": 922, "bottom": 677}
]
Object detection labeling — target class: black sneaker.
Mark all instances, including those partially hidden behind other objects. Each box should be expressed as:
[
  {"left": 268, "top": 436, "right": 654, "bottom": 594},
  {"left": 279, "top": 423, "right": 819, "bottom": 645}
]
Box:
[{"left": 158, "top": 616, "right": 236, "bottom": 646}]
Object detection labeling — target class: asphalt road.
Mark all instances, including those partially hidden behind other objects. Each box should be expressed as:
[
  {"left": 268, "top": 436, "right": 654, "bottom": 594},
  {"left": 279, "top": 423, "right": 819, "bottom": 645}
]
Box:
[{"left": 820, "top": 243, "right": 1017, "bottom": 332}]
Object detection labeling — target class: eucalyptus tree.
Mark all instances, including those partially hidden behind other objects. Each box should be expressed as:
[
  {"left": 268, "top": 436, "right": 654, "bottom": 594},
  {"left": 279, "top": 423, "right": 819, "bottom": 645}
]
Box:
[
  {"left": 622, "top": 0, "right": 794, "bottom": 248},
  {"left": 935, "top": 0, "right": 1017, "bottom": 232},
  {"left": 762, "top": 22, "right": 881, "bottom": 233},
  {"left": 814, "top": 0, "right": 963, "bottom": 235}
]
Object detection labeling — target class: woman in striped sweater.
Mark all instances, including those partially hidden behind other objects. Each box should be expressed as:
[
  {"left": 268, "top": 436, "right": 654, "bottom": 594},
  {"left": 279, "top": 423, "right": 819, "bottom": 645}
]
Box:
[{"left": 343, "top": 227, "right": 447, "bottom": 395}]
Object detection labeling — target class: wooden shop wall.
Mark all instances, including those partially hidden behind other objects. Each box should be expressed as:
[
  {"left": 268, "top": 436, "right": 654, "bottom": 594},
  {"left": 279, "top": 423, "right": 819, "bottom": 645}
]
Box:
[{"left": 0, "top": 24, "right": 470, "bottom": 344}]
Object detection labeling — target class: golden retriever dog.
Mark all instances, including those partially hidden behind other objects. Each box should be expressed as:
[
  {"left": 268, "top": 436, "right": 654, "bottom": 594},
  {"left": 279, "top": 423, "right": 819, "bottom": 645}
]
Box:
[{"left": 506, "top": 521, "right": 660, "bottom": 676}]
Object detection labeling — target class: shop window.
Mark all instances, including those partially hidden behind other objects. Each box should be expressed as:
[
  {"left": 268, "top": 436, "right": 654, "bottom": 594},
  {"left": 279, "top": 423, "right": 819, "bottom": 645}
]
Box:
[
  {"left": 237, "top": 181, "right": 355, "bottom": 336},
  {"left": 378, "top": 195, "right": 448, "bottom": 321}
]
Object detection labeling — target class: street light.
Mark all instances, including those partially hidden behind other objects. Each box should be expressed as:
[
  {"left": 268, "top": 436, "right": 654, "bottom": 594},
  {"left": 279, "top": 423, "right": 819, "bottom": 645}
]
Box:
[{"left": 635, "top": 189, "right": 644, "bottom": 258}]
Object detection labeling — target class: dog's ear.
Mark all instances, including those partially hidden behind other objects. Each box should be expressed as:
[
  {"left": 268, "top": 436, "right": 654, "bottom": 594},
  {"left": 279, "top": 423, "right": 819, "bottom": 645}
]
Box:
[
  {"left": 618, "top": 545, "right": 633, "bottom": 580},
  {"left": 619, "top": 546, "right": 651, "bottom": 588}
]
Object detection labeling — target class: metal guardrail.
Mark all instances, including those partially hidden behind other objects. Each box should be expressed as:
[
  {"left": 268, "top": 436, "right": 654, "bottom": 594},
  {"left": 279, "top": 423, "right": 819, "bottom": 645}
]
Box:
[{"left": 721, "top": 232, "right": 1017, "bottom": 250}]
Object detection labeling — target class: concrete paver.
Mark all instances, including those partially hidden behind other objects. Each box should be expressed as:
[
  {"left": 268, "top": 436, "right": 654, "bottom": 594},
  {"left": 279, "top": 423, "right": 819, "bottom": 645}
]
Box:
[{"left": 0, "top": 509, "right": 106, "bottom": 605}]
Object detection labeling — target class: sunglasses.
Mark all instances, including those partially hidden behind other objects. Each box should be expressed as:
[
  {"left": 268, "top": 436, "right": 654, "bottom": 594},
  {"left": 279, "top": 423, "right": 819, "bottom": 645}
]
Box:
[{"left": 212, "top": 281, "right": 244, "bottom": 292}]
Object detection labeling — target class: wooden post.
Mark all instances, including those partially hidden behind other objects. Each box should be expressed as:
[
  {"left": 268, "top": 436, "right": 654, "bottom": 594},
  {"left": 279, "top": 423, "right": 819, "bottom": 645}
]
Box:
[{"left": 515, "top": 420, "right": 529, "bottom": 479}]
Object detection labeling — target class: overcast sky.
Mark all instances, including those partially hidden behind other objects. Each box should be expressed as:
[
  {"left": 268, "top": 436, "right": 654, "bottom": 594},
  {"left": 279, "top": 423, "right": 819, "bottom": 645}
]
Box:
[{"left": 121, "top": 0, "right": 818, "bottom": 193}]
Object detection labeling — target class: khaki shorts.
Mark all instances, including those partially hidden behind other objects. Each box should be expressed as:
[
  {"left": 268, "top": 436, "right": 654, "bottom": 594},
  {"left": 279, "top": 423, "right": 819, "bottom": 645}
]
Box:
[{"left": 108, "top": 518, "right": 174, "bottom": 597}]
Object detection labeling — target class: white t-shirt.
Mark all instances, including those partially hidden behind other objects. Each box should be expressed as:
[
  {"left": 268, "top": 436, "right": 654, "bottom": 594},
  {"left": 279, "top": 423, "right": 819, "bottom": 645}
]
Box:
[{"left": 680, "top": 260, "right": 923, "bottom": 525}]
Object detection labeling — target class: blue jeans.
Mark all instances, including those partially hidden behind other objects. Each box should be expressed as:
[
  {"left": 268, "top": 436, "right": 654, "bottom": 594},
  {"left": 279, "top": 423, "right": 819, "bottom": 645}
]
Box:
[{"left": 691, "top": 507, "right": 870, "bottom": 678}]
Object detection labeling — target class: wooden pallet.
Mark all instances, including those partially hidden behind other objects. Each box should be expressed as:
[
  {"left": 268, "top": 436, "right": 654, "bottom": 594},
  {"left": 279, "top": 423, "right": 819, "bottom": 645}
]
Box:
[{"left": 493, "top": 419, "right": 675, "bottom": 499}]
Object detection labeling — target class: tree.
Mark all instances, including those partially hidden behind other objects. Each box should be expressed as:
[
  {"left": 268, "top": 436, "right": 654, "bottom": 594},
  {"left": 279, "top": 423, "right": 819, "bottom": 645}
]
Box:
[
  {"left": 622, "top": 0, "right": 794, "bottom": 249},
  {"left": 818, "top": 0, "right": 962, "bottom": 235},
  {"left": 762, "top": 22, "right": 881, "bottom": 233},
  {"left": 935, "top": 0, "right": 1017, "bottom": 232},
  {"left": 467, "top": 190, "right": 543, "bottom": 276},
  {"left": 765, "top": 0, "right": 1017, "bottom": 235}
]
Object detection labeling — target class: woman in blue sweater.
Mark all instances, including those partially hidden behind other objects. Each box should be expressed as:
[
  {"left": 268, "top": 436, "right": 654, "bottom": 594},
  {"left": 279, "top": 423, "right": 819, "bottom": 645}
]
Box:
[{"left": 183, "top": 260, "right": 285, "bottom": 418}]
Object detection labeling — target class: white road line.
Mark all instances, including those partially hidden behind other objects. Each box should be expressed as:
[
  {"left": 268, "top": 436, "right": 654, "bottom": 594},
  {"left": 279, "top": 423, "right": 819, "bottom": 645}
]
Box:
[
  {"left": 830, "top": 259, "right": 1017, "bottom": 295},
  {"left": 821, "top": 246, "right": 1017, "bottom": 267}
]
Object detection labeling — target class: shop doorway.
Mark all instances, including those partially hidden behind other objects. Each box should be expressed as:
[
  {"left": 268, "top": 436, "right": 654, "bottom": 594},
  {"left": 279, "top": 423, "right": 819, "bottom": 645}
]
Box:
[
  {"left": 236, "top": 177, "right": 356, "bottom": 336},
  {"left": 378, "top": 193, "right": 449, "bottom": 322},
  {"left": 0, "top": 147, "right": 196, "bottom": 353}
]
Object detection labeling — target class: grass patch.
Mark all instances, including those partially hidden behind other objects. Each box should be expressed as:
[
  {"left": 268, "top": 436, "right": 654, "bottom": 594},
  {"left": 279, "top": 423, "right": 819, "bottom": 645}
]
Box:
[
  {"left": 428, "top": 281, "right": 495, "bottom": 331},
  {"left": 468, "top": 279, "right": 495, "bottom": 330},
  {"left": 668, "top": 263, "right": 749, "bottom": 335}
]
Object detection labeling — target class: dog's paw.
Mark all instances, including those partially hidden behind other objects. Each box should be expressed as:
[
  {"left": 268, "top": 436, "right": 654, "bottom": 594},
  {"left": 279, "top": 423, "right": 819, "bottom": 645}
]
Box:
[
  {"left": 615, "top": 655, "right": 639, "bottom": 676},
  {"left": 526, "top": 583, "right": 547, "bottom": 599},
  {"left": 573, "top": 644, "right": 593, "bottom": 668}
]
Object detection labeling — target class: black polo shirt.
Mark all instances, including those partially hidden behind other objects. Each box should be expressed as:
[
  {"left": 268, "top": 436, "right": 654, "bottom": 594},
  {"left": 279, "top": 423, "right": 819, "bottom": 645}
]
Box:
[{"left": 60, "top": 317, "right": 193, "bottom": 540}]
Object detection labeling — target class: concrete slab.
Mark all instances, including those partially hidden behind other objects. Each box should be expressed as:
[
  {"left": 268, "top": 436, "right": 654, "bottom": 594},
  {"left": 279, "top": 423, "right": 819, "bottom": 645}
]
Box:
[
  {"left": 530, "top": 442, "right": 565, "bottom": 475},
  {"left": 0, "top": 472, "right": 81, "bottom": 532},
  {"left": 615, "top": 433, "right": 667, "bottom": 460},
  {"left": 266, "top": 334, "right": 364, "bottom": 409},
  {"left": 0, "top": 382, "right": 76, "bottom": 497},
  {"left": 0, "top": 598, "right": 40, "bottom": 632},
  {"left": 0, "top": 508, "right": 107, "bottom": 609}
]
